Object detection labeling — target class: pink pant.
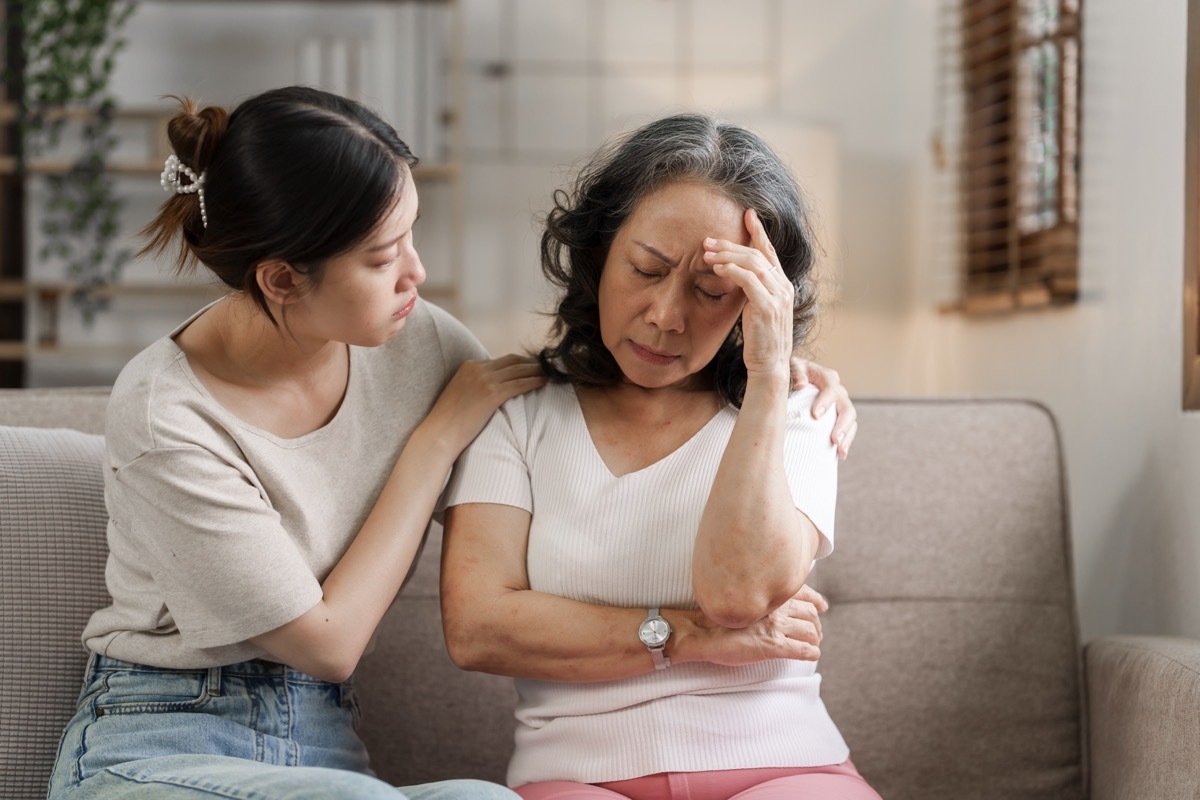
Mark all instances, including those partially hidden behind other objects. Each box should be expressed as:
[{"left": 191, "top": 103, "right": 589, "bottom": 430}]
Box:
[{"left": 514, "top": 760, "right": 882, "bottom": 800}]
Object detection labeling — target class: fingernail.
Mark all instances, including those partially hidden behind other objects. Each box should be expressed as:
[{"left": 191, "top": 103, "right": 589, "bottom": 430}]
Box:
[
  {"left": 837, "top": 431, "right": 845, "bottom": 442},
  {"left": 814, "top": 405, "right": 827, "bottom": 417}
]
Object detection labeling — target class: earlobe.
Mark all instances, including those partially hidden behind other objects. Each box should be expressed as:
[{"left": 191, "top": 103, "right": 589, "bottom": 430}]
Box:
[{"left": 256, "top": 260, "right": 303, "bottom": 306}]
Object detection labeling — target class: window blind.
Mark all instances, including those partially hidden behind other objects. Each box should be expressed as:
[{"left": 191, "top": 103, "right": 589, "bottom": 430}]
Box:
[{"left": 942, "top": 0, "right": 1082, "bottom": 312}]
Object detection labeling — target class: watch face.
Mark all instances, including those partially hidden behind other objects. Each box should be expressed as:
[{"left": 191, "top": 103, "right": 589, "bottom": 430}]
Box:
[{"left": 639, "top": 617, "right": 670, "bottom": 647}]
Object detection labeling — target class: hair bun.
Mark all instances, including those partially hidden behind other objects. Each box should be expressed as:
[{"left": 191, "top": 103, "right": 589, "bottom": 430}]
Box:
[{"left": 164, "top": 95, "right": 229, "bottom": 173}]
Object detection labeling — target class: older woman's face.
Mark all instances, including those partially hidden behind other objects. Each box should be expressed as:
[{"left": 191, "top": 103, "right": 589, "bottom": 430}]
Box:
[{"left": 598, "top": 181, "right": 749, "bottom": 391}]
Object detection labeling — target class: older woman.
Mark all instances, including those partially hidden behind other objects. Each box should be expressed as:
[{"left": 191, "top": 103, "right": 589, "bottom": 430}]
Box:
[{"left": 439, "top": 114, "right": 881, "bottom": 800}]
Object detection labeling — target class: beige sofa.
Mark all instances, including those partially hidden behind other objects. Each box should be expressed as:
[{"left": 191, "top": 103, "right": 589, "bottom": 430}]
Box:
[{"left": 2, "top": 387, "right": 1198, "bottom": 800}]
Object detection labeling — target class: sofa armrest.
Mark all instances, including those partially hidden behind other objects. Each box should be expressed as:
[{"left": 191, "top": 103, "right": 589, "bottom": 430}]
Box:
[{"left": 1086, "top": 635, "right": 1200, "bottom": 800}]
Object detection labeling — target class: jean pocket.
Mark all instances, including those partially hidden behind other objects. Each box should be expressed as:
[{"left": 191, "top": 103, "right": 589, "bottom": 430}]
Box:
[
  {"left": 340, "top": 682, "right": 363, "bottom": 729},
  {"left": 93, "top": 667, "right": 214, "bottom": 716}
]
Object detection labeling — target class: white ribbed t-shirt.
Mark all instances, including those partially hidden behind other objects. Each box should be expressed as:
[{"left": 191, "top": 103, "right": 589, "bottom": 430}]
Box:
[{"left": 444, "top": 382, "right": 850, "bottom": 786}]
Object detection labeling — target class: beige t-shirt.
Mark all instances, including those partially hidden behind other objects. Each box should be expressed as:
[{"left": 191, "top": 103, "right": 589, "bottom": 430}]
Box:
[{"left": 82, "top": 300, "right": 486, "bottom": 668}]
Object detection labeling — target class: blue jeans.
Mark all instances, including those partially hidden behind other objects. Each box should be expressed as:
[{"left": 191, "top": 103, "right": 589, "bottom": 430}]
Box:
[{"left": 48, "top": 654, "right": 517, "bottom": 799}]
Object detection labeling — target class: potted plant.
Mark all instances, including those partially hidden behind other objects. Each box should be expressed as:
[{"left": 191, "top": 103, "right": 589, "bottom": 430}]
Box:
[{"left": 8, "top": 0, "right": 137, "bottom": 322}]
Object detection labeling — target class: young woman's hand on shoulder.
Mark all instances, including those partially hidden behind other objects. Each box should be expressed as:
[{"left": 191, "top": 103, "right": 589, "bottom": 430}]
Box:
[{"left": 419, "top": 354, "right": 545, "bottom": 456}]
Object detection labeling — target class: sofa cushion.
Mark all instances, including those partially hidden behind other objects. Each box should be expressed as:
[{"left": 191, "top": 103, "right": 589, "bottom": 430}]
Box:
[
  {"left": 815, "top": 399, "right": 1085, "bottom": 800},
  {"left": 0, "top": 426, "right": 109, "bottom": 799}
]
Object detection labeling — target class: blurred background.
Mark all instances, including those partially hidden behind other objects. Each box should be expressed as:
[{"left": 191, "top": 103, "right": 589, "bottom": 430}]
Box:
[{"left": 1, "top": 0, "right": 1197, "bottom": 650}]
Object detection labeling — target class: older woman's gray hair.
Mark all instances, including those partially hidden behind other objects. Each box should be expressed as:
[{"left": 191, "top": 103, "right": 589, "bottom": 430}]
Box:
[{"left": 537, "top": 112, "right": 819, "bottom": 407}]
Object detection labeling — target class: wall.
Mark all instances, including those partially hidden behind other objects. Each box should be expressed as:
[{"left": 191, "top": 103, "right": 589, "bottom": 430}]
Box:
[
  {"left": 453, "top": 0, "right": 847, "bottom": 353},
  {"left": 913, "top": 0, "right": 1200, "bottom": 641},
  {"left": 794, "top": 0, "right": 1200, "bottom": 642}
]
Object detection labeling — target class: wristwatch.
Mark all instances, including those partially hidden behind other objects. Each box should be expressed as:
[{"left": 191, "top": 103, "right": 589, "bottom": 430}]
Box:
[{"left": 638, "top": 607, "right": 672, "bottom": 670}]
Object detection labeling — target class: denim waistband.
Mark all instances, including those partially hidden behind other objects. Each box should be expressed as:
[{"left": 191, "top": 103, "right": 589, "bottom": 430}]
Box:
[{"left": 89, "top": 652, "right": 344, "bottom": 684}]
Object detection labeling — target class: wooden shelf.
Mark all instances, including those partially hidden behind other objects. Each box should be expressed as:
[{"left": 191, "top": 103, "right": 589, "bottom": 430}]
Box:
[
  {"left": 0, "top": 280, "right": 457, "bottom": 301},
  {"left": 0, "top": 103, "right": 170, "bottom": 125},
  {"left": 0, "top": 284, "right": 459, "bottom": 363},
  {"left": 0, "top": 154, "right": 458, "bottom": 181},
  {"left": 0, "top": 102, "right": 457, "bottom": 181},
  {"left": 0, "top": 280, "right": 225, "bottom": 301},
  {"left": 0, "top": 343, "right": 26, "bottom": 360},
  {"left": 0, "top": 342, "right": 144, "bottom": 361}
]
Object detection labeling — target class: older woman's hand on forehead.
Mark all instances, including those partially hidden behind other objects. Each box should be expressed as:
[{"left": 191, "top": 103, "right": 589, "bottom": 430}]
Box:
[
  {"left": 789, "top": 357, "right": 857, "bottom": 460},
  {"left": 703, "top": 208, "right": 795, "bottom": 381}
]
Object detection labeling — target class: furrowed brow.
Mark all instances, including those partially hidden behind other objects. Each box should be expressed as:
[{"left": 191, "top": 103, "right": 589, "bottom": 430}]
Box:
[{"left": 635, "top": 241, "right": 678, "bottom": 266}]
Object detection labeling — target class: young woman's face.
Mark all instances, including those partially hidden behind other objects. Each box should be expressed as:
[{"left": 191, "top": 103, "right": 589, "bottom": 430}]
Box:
[
  {"left": 598, "top": 181, "right": 749, "bottom": 391},
  {"left": 300, "top": 170, "right": 425, "bottom": 347}
]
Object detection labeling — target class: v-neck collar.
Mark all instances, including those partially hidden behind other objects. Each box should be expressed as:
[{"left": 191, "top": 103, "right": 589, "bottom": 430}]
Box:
[{"left": 566, "top": 384, "right": 731, "bottom": 479}]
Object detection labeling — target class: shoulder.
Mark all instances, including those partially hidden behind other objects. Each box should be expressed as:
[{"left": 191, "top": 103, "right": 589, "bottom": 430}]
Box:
[
  {"left": 786, "top": 385, "right": 831, "bottom": 426},
  {"left": 780, "top": 385, "right": 837, "bottom": 454},
  {"left": 519, "top": 380, "right": 574, "bottom": 416},
  {"left": 477, "top": 382, "right": 574, "bottom": 452},
  {"left": 509, "top": 381, "right": 577, "bottom": 428},
  {"left": 107, "top": 338, "right": 205, "bottom": 456},
  {"left": 420, "top": 300, "right": 489, "bottom": 364},
  {"left": 370, "top": 300, "right": 487, "bottom": 382}
]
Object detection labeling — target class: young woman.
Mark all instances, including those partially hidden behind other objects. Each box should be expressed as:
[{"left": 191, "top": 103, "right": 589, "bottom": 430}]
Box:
[
  {"left": 440, "top": 114, "right": 882, "bottom": 800},
  {"left": 45, "top": 86, "right": 542, "bottom": 800}
]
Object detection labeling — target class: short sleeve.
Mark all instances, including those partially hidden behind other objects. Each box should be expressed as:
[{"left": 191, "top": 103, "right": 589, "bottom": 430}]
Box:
[
  {"left": 784, "top": 386, "right": 839, "bottom": 560},
  {"left": 111, "top": 446, "right": 323, "bottom": 650},
  {"left": 441, "top": 394, "right": 533, "bottom": 515},
  {"left": 427, "top": 302, "right": 490, "bottom": 369}
]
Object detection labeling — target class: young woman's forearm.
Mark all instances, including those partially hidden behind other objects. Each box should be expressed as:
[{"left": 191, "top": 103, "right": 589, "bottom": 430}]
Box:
[
  {"left": 692, "top": 371, "right": 819, "bottom": 628},
  {"left": 251, "top": 423, "right": 457, "bottom": 681},
  {"left": 252, "top": 356, "right": 544, "bottom": 681}
]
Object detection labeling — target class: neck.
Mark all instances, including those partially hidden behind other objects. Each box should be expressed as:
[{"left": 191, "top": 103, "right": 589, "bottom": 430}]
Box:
[
  {"left": 591, "top": 378, "right": 721, "bottom": 420},
  {"left": 206, "top": 295, "right": 345, "bottom": 387}
]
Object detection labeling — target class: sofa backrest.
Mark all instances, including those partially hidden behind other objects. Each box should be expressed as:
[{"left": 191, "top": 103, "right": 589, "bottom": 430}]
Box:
[
  {"left": 818, "top": 399, "right": 1085, "bottom": 799},
  {"left": 0, "top": 391, "right": 1085, "bottom": 800},
  {"left": 0, "top": 389, "right": 110, "bottom": 800}
]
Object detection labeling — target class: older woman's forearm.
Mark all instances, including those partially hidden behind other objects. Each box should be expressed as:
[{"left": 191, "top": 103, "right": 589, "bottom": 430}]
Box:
[
  {"left": 693, "top": 373, "right": 818, "bottom": 628},
  {"left": 442, "top": 591, "right": 685, "bottom": 681},
  {"left": 441, "top": 503, "right": 669, "bottom": 680},
  {"left": 441, "top": 504, "right": 826, "bottom": 678}
]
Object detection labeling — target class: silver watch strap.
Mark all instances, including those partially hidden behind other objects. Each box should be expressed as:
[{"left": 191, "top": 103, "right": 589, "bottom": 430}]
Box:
[{"left": 646, "top": 607, "right": 670, "bottom": 670}]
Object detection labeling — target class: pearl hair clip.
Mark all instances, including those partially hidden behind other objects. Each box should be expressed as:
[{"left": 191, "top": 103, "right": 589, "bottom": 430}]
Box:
[{"left": 160, "top": 154, "right": 208, "bottom": 228}]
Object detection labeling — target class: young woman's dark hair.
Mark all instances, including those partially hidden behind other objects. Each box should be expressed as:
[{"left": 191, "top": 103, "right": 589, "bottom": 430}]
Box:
[
  {"left": 538, "top": 113, "right": 819, "bottom": 407},
  {"left": 140, "top": 85, "right": 418, "bottom": 325}
]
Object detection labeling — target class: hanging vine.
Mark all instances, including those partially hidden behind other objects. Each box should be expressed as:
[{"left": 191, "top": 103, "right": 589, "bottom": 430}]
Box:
[{"left": 9, "top": 0, "right": 137, "bottom": 323}]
